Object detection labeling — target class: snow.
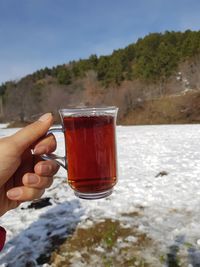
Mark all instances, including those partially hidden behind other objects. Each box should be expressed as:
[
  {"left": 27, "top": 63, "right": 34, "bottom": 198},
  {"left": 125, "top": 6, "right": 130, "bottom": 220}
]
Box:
[{"left": 0, "top": 124, "right": 200, "bottom": 266}]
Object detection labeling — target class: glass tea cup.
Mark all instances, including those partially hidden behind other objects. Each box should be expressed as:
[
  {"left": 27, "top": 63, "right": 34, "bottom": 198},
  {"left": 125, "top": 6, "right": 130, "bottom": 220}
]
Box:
[{"left": 43, "top": 107, "right": 118, "bottom": 200}]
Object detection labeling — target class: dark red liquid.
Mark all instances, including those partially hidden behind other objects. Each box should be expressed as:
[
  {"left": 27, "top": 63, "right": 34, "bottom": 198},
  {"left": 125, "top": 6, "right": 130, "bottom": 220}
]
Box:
[{"left": 63, "top": 115, "right": 117, "bottom": 193}]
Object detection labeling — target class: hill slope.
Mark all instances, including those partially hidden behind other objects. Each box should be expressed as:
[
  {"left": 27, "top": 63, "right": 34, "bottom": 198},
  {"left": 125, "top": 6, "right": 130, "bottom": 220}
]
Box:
[{"left": 1, "top": 30, "right": 200, "bottom": 124}]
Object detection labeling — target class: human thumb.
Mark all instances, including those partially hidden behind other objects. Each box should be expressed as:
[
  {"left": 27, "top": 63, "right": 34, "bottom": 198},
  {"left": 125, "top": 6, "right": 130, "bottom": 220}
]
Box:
[{"left": 10, "top": 113, "right": 53, "bottom": 153}]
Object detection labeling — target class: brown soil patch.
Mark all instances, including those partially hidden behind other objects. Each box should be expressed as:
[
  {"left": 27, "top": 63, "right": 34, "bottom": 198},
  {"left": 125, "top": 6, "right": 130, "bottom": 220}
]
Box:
[{"left": 49, "top": 219, "right": 159, "bottom": 267}]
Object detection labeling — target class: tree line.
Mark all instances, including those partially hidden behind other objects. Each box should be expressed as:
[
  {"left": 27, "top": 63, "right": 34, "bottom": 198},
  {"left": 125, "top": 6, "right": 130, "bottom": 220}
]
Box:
[{"left": 30, "top": 30, "right": 200, "bottom": 85}]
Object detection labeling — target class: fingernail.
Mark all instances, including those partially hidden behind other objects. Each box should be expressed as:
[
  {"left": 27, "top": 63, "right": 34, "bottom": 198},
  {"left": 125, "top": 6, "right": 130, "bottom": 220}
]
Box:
[
  {"left": 40, "top": 165, "right": 52, "bottom": 173},
  {"left": 33, "top": 145, "right": 47, "bottom": 155},
  {"left": 7, "top": 188, "right": 22, "bottom": 199},
  {"left": 38, "top": 113, "right": 52, "bottom": 122},
  {"left": 27, "top": 175, "right": 39, "bottom": 185}
]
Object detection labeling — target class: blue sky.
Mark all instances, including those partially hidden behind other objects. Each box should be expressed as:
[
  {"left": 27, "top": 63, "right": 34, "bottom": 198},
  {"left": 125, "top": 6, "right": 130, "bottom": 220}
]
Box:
[{"left": 0, "top": 0, "right": 200, "bottom": 84}]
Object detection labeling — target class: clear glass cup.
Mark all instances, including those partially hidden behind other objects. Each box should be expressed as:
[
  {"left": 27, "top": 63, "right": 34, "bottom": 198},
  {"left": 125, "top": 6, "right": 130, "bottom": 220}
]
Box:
[{"left": 43, "top": 106, "right": 118, "bottom": 200}]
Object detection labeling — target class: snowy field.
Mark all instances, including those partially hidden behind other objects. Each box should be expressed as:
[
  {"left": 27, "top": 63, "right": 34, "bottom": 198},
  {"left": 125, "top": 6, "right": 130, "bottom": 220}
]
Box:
[{"left": 0, "top": 124, "right": 200, "bottom": 266}]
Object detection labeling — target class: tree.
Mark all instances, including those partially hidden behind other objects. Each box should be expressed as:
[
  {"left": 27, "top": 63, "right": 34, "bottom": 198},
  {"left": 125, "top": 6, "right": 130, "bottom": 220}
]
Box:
[
  {"left": 97, "top": 56, "right": 110, "bottom": 82},
  {"left": 57, "top": 68, "right": 72, "bottom": 85},
  {"left": 4, "top": 78, "right": 43, "bottom": 122},
  {"left": 88, "top": 54, "right": 98, "bottom": 69},
  {"left": 105, "top": 54, "right": 124, "bottom": 85},
  {"left": 0, "top": 83, "right": 6, "bottom": 96},
  {"left": 181, "top": 30, "right": 200, "bottom": 57}
]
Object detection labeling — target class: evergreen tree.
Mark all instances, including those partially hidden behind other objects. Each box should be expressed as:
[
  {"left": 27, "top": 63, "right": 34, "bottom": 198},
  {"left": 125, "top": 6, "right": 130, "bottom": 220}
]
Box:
[
  {"left": 57, "top": 68, "right": 72, "bottom": 85},
  {"left": 97, "top": 56, "right": 110, "bottom": 82}
]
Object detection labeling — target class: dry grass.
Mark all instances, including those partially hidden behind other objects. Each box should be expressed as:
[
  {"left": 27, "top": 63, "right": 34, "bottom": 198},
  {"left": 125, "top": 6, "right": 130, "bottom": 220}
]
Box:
[
  {"left": 45, "top": 209, "right": 197, "bottom": 267},
  {"left": 122, "top": 91, "right": 200, "bottom": 125},
  {"left": 49, "top": 218, "right": 155, "bottom": 267}
]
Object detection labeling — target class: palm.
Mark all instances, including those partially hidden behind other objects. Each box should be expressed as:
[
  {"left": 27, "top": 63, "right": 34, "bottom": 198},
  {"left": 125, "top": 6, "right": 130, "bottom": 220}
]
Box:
[{"left": 0, "top": 148, "right": 34, "bottom": 216}]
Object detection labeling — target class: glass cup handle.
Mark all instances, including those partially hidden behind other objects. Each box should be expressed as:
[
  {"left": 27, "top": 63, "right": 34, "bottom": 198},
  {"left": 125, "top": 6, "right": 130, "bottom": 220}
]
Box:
[{"left": 40, "top": 128, "right": 67, "bottom": 170}]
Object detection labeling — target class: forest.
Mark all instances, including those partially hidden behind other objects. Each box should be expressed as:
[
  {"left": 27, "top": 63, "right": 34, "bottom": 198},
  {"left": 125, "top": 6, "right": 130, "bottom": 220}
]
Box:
[{"left": 1, "top": 30, "right": 200, "bottom": 124}]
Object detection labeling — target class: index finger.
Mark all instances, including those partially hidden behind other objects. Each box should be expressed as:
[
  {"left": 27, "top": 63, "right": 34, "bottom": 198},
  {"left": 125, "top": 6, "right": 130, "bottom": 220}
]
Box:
[{"left": 11, "top": 113, "right": 53, "bottom": 153}]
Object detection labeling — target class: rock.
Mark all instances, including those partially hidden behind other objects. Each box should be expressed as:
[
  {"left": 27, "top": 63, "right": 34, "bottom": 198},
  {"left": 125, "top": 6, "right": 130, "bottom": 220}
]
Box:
[
  {"left": 27, "top": 197, "right": 52, "bottom": 209},
  {"left": 155, "top": 171, "right": 168, "bottom": 177}
]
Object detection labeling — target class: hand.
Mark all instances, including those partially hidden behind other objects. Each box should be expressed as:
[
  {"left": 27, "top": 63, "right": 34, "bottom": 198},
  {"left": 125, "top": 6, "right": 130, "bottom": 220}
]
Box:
[{"left": 0, "top": 113, "right": 59, "bottom": 216}]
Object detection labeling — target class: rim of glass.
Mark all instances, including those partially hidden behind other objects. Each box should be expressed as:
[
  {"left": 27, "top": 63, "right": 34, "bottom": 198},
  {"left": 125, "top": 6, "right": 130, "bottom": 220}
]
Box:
[{"left": 59, "top": 106, "right": 118, "bottom": 114}]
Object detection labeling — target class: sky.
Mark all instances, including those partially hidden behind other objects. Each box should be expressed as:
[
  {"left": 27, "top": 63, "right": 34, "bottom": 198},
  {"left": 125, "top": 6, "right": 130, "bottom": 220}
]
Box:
[{"left": 0, "top": 0, "right": 200, "bottom": 84}]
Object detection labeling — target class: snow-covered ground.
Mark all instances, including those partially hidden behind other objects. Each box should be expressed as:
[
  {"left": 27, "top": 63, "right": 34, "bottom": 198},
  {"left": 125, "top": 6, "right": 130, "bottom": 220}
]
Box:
[{"left": 0, "top": 124, "right": 200, "bottom": 266}]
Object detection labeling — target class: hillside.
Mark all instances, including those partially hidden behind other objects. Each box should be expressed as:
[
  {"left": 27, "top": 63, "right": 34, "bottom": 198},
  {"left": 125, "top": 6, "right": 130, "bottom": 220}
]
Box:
[
  {"left": 123, "top": 90, "right": 200, "bottom": 125},
  {"left": 1, "top": 30, "right": 200, "bottom": 125}
]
